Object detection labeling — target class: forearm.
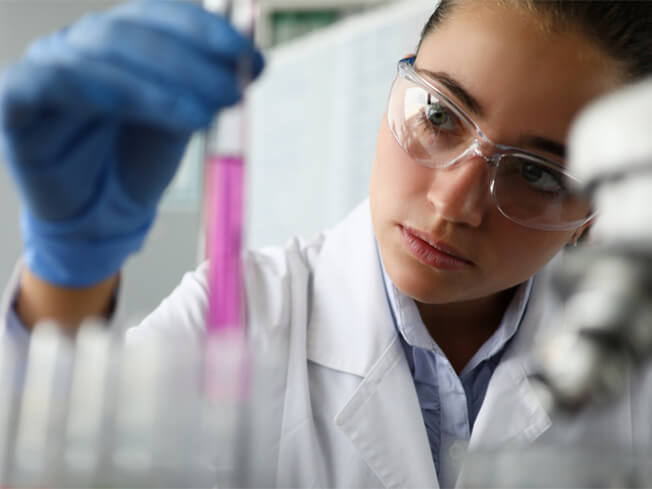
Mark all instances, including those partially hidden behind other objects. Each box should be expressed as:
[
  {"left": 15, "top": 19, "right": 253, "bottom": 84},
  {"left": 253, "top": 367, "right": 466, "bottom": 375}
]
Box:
[{"left": 16, "top": 268, "right": 119, "bottom": 332}]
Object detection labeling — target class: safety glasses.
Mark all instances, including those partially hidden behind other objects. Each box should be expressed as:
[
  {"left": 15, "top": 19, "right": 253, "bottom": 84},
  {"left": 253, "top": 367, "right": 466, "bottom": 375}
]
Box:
[{"left": 387, "top": 56, "right": 595, "bottom": 231}]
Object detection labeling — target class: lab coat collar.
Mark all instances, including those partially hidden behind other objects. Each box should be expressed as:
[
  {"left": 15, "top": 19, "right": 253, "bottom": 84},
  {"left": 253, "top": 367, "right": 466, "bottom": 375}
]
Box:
[
  {"left": 334, "top": 337, "right": 440, "bottom": 489},
  {"left": 307, "top": 199, "right": 438, "bottom": 488},
  {"left": 307, "top": 199, "right": 397, "bottom": 378},
  {"left": 469, "top": 268, "right": 561, "bottom": 448}
]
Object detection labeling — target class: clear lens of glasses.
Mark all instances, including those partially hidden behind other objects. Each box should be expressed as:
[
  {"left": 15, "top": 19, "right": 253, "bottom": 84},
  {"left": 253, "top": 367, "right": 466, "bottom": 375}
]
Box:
[
  {"left": 387, "top": 66, "right": 593, "bottom": 230},
  {"left": 492, "top": 154, "right": 592, "bottom": 229}
]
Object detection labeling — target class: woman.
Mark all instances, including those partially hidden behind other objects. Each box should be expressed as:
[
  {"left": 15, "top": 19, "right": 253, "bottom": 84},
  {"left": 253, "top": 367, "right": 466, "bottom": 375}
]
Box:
[{"left": 1, "top": 0, "right": 651, "bottom": 487}]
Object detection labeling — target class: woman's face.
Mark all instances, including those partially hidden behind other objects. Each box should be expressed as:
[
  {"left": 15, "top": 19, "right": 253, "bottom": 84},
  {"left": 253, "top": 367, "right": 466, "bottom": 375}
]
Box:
[{"left": 370, "top": 1, "right": 624, "bottom": 305}]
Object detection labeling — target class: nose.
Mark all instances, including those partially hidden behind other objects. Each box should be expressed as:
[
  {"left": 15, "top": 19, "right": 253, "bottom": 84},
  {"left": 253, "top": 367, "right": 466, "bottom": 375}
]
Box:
[{"left": 426, "top": 152, "right": 491, "bottom": 227}]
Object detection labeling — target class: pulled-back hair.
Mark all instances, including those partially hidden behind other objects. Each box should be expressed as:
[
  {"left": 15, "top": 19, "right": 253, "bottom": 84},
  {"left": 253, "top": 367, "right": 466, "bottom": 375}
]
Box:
[{"left": 419, "top": 0, "right": 652, "bottom": 81}]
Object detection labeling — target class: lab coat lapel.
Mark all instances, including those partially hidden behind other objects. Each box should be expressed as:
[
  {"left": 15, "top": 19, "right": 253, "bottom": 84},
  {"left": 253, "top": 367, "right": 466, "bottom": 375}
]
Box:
[
  {"left": 335, "top": 337, "right": 439, "bottom": 489},
  {"left": 308, "top": 200, "right": 438, "bottom": 488},
  {"left": 469, "top": 357, "right": 551, "bottom": 447},
  {"left": 469, "top": 271, "right": 559, "bottom": 448}
]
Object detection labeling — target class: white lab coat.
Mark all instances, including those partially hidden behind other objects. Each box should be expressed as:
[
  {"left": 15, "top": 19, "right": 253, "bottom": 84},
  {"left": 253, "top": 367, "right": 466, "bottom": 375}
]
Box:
[
  {"left": 4, "top": 200, "right": 648, "bottom": 488},
  {"left": 122, "top": 199, "right": 652, "bottom": 488}
]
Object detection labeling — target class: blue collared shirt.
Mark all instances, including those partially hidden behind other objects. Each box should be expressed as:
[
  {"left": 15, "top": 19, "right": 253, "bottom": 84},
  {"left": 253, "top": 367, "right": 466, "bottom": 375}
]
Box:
[{"left": 379, "top": 258, "right": 532, "bottom": 487}]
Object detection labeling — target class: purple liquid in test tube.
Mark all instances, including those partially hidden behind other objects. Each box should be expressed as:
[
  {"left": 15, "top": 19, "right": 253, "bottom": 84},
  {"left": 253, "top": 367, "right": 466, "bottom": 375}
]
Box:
[
  {"left": 202, "top": 103, "right": 250, "bottom": 402},
  {"left": 205, "top": 154, "right": 244, "bottom": 333}
]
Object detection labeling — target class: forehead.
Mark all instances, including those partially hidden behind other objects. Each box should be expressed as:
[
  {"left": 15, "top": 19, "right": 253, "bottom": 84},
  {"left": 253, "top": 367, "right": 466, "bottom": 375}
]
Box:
[{"left": 416, "top": 2, "right": 624, "bottom": 144}]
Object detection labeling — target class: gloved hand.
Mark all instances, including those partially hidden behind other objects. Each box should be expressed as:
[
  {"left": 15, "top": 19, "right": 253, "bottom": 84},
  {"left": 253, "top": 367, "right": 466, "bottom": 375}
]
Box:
[{"left": 0, "top": 0, "right": 264, "bottom": 287}]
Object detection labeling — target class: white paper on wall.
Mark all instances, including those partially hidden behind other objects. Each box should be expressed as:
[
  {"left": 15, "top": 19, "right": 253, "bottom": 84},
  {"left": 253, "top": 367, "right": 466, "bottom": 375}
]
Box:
[{"left": 246, "top": 0, "right": 438, "bottom": 248}]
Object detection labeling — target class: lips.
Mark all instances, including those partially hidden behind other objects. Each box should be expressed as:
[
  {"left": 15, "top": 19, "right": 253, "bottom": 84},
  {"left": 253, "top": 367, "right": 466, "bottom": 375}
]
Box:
[{"left": 400, "top": 225, "right": 474, "bottom": 270}]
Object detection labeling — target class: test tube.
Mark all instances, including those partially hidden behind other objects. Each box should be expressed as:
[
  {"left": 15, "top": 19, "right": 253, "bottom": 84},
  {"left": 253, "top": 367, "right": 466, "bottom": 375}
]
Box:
[
  {"left": 12, "top": 322, "right": 73, "bottom": 487},
  {"left": 200, "top": 1, "right": 257, "bottom": 486},
  {"left": 0, "top": 332, "right": 18, "bottom": 484},
  {"left": 63, "top": 321, "right": 114, "bottom": 487},
  {"left": 110, "top": 336, "right": 163, "bottom": 487}
]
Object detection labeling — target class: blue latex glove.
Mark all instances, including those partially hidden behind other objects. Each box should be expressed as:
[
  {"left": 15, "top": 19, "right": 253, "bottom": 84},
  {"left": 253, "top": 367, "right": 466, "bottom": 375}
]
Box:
[{"left": 0, "top": 0, "right": 264, "bottom": 287}]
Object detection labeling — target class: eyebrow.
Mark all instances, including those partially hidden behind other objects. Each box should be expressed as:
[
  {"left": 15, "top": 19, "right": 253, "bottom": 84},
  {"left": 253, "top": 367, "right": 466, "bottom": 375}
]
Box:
[
  {"left": 521, "top": 136, "right": 566, "bottom": 160},
  {"left": 415, "top": 67, "right": 486, "bottom": 117},
  {"left": 414, "top": 66, "right": 567, "bottom": 160}
]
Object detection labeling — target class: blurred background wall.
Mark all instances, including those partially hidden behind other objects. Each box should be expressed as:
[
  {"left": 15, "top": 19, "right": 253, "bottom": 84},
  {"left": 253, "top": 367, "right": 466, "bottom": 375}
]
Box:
[{"left": 0, "top": 0, "right": 434, "bottom": 320}]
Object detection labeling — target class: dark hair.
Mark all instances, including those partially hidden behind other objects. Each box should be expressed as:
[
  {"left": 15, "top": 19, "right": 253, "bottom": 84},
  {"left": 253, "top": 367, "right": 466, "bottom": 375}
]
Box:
[{"left": 418, "top": 0, "right": 652, "bottom": 81}]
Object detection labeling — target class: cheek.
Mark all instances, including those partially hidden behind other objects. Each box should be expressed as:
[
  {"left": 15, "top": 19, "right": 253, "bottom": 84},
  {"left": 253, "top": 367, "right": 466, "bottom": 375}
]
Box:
[
  {"left": 370, "top": 117, "right": 430, "bottom": 206},
  {"left": 490, "top": 221, "right": 572, "bottom": 276}
]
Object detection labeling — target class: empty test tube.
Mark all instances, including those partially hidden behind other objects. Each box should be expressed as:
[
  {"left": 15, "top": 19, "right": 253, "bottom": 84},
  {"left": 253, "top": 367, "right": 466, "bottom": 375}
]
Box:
[
  {"left": 12, "top": 322, "right": 73, "bottom": 487},
  {"left": 63, "top": 321, "right": 114, "bottom": 486},
  {"left": 0, "top": 333, "right": 18, "bottom": 484}
]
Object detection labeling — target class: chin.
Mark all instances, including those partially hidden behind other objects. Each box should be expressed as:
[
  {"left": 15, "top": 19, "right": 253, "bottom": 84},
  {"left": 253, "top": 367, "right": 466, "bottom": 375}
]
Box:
[{"left": 386, "top": 257, "right": 460, "bottom": 304}]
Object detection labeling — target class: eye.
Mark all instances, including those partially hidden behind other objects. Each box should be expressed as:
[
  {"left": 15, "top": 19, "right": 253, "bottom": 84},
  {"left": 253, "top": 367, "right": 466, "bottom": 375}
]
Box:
[
  {"left": 519, "top": 162, "right": 565, "bottom": 193},
  {"left": 424, "top": 100, "right": 457, "bottom": 131}
]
